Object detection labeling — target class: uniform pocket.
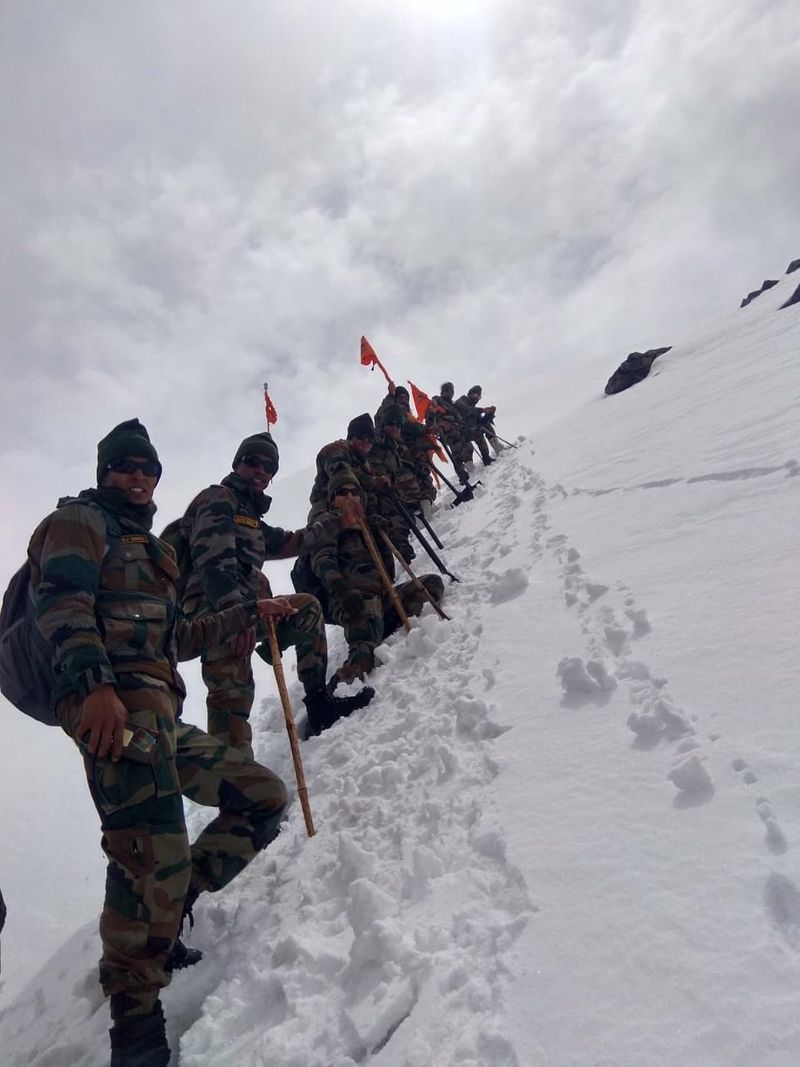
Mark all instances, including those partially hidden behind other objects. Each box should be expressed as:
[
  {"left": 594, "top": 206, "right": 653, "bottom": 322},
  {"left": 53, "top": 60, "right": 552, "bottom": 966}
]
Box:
[{"left": 99, "top": 598, "right": 167, "bottom": 660}]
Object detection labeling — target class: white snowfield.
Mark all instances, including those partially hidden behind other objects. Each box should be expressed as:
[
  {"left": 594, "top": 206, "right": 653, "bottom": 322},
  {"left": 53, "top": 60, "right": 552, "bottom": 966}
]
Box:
[{"left": 1, "top": 273, "right": 798, "bottom": 1065}]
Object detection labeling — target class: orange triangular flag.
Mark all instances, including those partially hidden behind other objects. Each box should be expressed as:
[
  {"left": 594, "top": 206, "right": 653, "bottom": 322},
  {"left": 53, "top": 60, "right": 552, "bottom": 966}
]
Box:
[
  {"left": 263, "top": 384, "right": 278, "bottom": 426},
  {"left": 407, "top": 380, "right": 431, "bottom": 422}
]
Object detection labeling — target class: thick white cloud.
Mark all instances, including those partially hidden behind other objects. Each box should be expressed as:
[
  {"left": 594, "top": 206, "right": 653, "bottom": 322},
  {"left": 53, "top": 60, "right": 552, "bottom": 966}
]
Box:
[{"left": 1, "top": 0, "right": 798, "bottom": 569}]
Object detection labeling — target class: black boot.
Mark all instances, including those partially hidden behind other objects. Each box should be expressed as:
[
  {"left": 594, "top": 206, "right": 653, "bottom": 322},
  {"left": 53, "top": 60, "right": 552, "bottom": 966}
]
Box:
[
  {"left": 303, "top": 685, "right": 375, "bottom": 738},
  {"left": 165, "top": 883, "right": 202, "bottom": 973},
  {"left": 109, "top": 1002, "right": 170, "bottom": 1067},
  {"left": 165, "top": 937, "right": 202, "bottom": 973}
]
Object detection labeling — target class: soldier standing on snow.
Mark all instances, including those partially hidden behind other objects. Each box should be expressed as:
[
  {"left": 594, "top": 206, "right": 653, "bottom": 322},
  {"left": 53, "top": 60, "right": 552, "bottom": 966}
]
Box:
[
  {"left": 178, "top": 432, "right": 374, "bottom": 755},
  {"left": 28, "top": 419, "right": 291, "bottom": 1067},
  {"left": 310, "top": 474, "right": 444, "bottom": 685},
  {"left": 456, "top": 384, "right": 496, "bottom": 466}
]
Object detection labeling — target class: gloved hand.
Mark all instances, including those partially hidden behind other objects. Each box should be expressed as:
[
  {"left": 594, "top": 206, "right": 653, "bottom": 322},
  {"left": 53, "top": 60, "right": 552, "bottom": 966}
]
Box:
[
  {"left": 339, "top": 589, "right": 365, "bottom": 620},
  {"left": 369, "top": 514, "right": 391, "bottom": 533}
]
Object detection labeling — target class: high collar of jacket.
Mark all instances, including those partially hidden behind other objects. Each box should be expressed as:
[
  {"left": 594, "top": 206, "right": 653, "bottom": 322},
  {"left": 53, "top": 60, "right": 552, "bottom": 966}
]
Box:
[
  {"left": 221, "top": 472, "right": 272, "bottom": 515},
  {"left": 78, "top": 486, "right": 157, "bottom": 530}
]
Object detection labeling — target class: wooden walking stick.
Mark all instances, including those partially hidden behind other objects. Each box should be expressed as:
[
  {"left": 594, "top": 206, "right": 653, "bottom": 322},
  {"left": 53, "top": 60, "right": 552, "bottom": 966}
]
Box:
[
  {"left": 355, "top": 518, "right": 411, "bottom": 632},
  {"left": 380, "top": 531, "right": 451, "bottom": 621},
  {"left": 265, "top": 617, "right": 315, "bottom": 838}
]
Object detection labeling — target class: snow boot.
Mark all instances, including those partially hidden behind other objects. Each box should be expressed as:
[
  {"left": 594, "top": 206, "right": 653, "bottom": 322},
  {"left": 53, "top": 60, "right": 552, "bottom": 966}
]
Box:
[
  {"left": 165, "top": 937, "right": 202, "bottom": 973},
  {"left": 109, "top": 1002, "right": 170, "bottom": 1067},
  {"left": 303, "top": 685, "right": 375, "bottom": 738}
]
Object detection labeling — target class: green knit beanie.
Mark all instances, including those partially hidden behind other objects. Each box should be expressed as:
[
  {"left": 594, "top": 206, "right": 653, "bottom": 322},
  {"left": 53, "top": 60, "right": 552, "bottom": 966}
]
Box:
[
  {"left": 383, "top": 405, "right": 406, "bottom": 428},
  {"left": 97, "top": 419, "right": 161, "bottom": 484},
  {"left": 233, "top": 432, "right": 280, "bottom": 472}
]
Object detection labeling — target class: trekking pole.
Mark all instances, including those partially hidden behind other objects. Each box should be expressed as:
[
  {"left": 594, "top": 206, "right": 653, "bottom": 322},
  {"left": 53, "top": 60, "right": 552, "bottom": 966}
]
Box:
[
  {"left": 429, "top": 461, "right": 480, "bottom": 506},
  {"left": 380, "top": 532, "right": 451, "bottom": 621},
  {"left": 385, "top": 490, "right": 460, "bottom": 583},
  {"left": 356, "top": 518, "right": 411, "bottom": 632},
  {"left": 265, "top": 617, "right": 315, "bottom": 838}
]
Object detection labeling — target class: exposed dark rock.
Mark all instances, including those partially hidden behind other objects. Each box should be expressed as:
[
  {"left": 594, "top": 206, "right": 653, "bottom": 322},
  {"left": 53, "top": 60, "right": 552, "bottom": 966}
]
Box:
[
  {"left": 786, "top": 259, "right": 800, "bottom": 275},
  {"left": 779, "top": 282, "right": 800, "bottom": 310},
  {"left": 605, "top": 347, "right": 671, "bottom": 396},
  {"left": 740, "top": 279, "right": 779, "bottom": 308}
]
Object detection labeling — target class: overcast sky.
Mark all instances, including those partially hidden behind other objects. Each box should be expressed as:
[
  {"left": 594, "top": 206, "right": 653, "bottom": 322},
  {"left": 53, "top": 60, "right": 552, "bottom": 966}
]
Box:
[{"left": 1, "top": 0, "right": 798, "bottom": 576}]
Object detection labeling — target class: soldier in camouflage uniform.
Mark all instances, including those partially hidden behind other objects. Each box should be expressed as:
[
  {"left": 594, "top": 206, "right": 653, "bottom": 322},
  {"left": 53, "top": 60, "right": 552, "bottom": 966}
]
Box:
[
  {"left": 368, "top": 405, "right": 421, "bottom": 563},
  {"left": 426, "top": 382, "right": 472, "bottom": 476},
  {"left": 180, "top": 432, "right": 373, "bottom": 756},
  {"left": 28, "top": 419, "right": 290, "bottom": 1066},
  {"left": 456, "top": 384, "right": 496, "bottom": 466},
  {"left": 374, "top": 382, "right": 411, "bottom": 433},
  {"left": 310, "top": 474, "right": 444, "bottom": 681},
  {"left": 401, "top": 418, "right": 439, "bottom": 514},
  {"left": 307, "top": 413, "right": 388, "bottom": 523}
]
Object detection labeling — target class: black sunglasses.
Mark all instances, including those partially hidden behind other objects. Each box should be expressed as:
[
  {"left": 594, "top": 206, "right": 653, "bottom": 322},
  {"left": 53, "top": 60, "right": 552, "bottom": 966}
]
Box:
[
  {"left": 334, "top": 487, "right": 361, "bottom": 497},
  {"left": 240, "top": 453, "right": 277, "bottom": 474},
  {"left": 107, "top": 458, "right": 160, "bottom": 477}
]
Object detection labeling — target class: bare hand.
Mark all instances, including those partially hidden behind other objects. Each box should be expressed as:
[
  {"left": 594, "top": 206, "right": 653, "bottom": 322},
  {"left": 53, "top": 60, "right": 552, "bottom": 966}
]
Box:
[
  {"left": 77, "top": 684, "right": 127, "bottom": 761},
  {"left": 337, "top": 496, "right": 365, "bottom": 529},
  {"left": 231, "top": 626, "right": 257, "bottom": 658},
  {"left": 256, "top": 597, "right": 298, "bottom": 621}
]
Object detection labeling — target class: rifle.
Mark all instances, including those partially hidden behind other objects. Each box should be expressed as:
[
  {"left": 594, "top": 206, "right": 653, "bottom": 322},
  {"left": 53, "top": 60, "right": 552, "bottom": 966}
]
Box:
[
  {"left": 430, "top": 461, "right": 479, "bottom": 507},
  {"left": 481, "top": 416, "right": 518, "bottom": 450},
  {"left": 437, "top": 435, "right": 472, "bottom": 487},
  {"left": 385, "top": 490, "right": 460, "bottom": 583},
  {"left": 380, "top": 532, "right": 451, "bottom": 621}
]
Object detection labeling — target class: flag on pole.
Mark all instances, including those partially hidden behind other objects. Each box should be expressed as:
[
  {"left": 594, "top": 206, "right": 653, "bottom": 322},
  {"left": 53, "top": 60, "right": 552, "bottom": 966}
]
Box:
[
  {"left": 407, "top": 380, "right": 431, "bottom": 422},
  {"left": 263, "top": 382, "right": 278, "bottom": 426},
  {"left": 360, "top": 336, "right": 392, "bottom": 384}
]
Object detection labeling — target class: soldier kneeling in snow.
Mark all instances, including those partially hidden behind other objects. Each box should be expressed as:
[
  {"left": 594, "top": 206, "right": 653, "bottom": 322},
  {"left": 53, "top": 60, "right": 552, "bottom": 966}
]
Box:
[{"left": 308, "top": 474, "right": 444, "bottom": 701}]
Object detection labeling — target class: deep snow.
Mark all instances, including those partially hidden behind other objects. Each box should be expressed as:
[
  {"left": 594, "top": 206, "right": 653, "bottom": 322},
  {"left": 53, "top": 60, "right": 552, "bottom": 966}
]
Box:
[{"left": 0, "top": 268, "right": 798, "bottom": 1065}]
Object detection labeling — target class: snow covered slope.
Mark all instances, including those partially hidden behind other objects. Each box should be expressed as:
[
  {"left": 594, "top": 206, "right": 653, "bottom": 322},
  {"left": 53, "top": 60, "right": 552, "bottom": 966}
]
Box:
[{"left": 1, "top": 270, "right": 798, "bottom": 1065}]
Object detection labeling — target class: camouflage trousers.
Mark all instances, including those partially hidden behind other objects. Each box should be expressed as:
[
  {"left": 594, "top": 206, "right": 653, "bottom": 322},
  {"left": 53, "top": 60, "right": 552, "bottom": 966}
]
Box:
[
  {"left": 331, "top": 575, "right": 444, "bottom": 677},
  {"left": 200, "top": 593, "right": 327, "bottom": 756},
  {"left": 56, "top": 681, "right": 288, "bottom": 1022}
]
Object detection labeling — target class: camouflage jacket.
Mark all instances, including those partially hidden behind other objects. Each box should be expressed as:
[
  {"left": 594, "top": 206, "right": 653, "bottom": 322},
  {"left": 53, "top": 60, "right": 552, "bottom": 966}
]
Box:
[
  {"left": 370, "top": 434, "right": 421, "bottom": 505},
  {"left": 309, "top": 439, "right": 384, "bottom": 507},
  {"left": 309, "top": 513, "right": 391, "bottom": 600},
  {"left": 28, "top": 490, "right": 256, "bottom": 705},
  {"left": 455, "top": 394, "right": 484, "bottom": 429},
  {"left": 181, "top": 472, "right": 335, "bottom": 613},
  {"left": 374, "top": 390, "right": 410, "bottom": 433},
  {"left": 426, "top": 396, "right": 464, "bottom": 434}
]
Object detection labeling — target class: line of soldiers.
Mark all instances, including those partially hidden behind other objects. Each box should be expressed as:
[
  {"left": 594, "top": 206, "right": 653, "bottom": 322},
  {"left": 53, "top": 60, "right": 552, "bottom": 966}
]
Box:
[{"left": 22, "top": 381, "right": 504, "bottom": 1065}]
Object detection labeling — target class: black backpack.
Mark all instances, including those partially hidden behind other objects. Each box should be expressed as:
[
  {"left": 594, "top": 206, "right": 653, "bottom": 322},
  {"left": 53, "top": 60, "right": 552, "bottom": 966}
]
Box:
[
  {"left": 0, "top": 501, "right": 120, "bottom": 725},
  {"left": 290, "top": 555, "right": 332, "bottom": 624}
]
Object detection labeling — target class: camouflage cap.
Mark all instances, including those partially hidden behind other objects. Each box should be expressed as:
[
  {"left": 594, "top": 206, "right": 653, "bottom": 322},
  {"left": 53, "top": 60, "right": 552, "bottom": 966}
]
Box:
[
  {"left": 328, "top": 471, "right": 362, "bottom": 502},
  {"left": 440, "top": 382, "right": 454, "bottom": 395},
  {"left": 467, "top": 385, "right": 482, "bottom": 397},
  {"left": 233, "top": 432, "right": 279, "bottom": 472},
  {"left": 97, "top": 418, "right": 161, "bottom": 484}
]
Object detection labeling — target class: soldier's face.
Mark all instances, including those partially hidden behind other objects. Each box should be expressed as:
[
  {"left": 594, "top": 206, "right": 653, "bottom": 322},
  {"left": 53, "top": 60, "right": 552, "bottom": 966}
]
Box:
[
  {"left": 350, "top": 436, "right": 373, "bottom": 457},
  {"left": 102, "top": 456, "right": 158, "bottom": 506},
  {"left": 235, "top": 458, "right": 273, "bottom": 494},
  {"left": 385, "top": 424, "right": 402, "bottom": 440}
]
